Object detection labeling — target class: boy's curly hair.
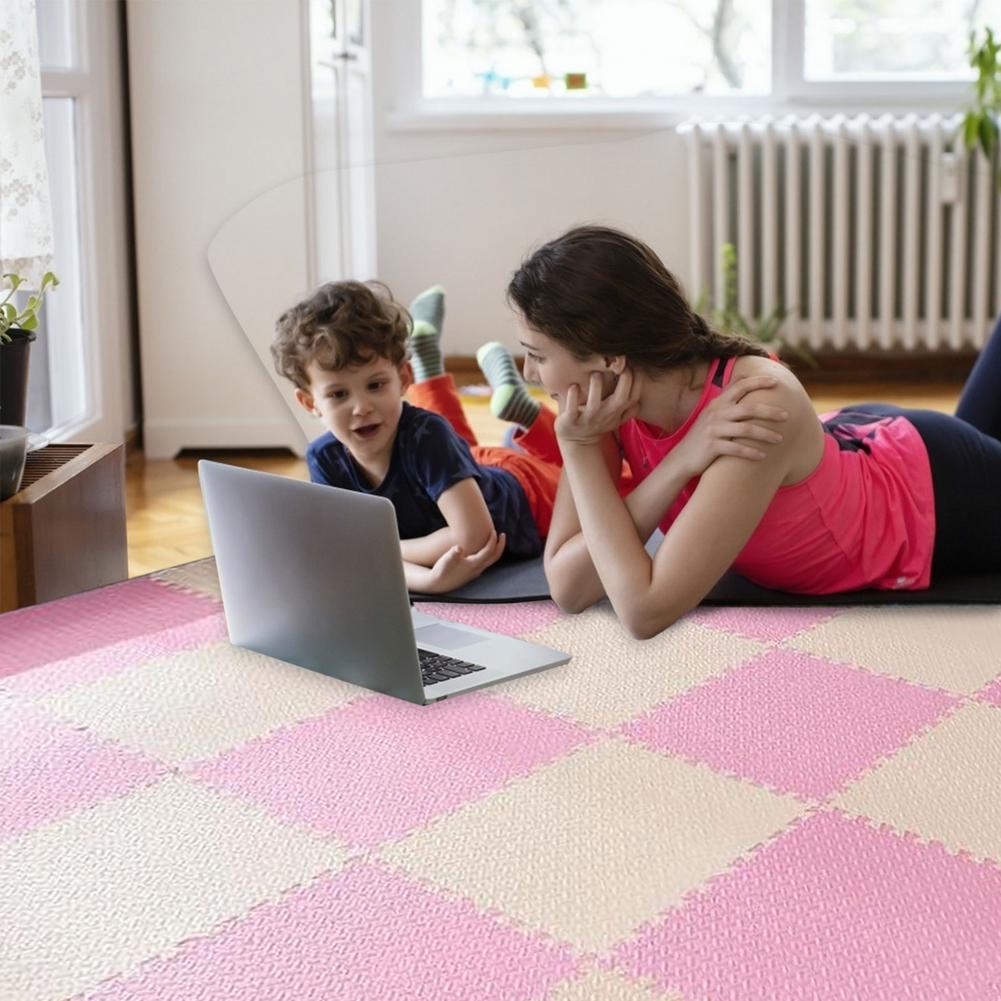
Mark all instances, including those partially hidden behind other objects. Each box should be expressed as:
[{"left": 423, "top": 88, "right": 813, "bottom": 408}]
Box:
[{"left": 271, "top": 280, "right": 411, "bottom": 391}]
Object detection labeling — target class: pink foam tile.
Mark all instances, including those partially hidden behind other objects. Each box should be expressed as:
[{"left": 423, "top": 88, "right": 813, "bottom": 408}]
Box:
[
  {"left": 414, "top": 600, "right": 565, "bottom": 637},
  {"left": 685, "top": 605, "right": 842, "bottom": 643},
  {"left": 82, "top": 863, "right": 579, "bottom": 1001},
  {"left": 977, "top": 674, "right": 1001, "bottom": 709},
  {"left": 611, "top": 809, "right": 1001, "bottom": 1001},
  {"left": 0, "top": 578, "right": 222, "bottom": 679},
  {"left": 0, "top": 699, "right": 167, "bottom": 842},
  {"left": 620, "top": 648, "right": 956, "bottom": 799},
  {"left": 190, "top": 692, "right": 592, "bottom": 847},
  {"left": 2, "top": 613, "right": 228, "bottom": 698}
]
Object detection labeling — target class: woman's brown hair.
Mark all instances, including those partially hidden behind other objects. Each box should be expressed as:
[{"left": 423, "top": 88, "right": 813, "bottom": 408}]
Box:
[
  {"left": 271, "top": 280, "right": 410, "bottom": 391},
  {"left": 507, "top": 225, "right": 768, "bottom": 369}
]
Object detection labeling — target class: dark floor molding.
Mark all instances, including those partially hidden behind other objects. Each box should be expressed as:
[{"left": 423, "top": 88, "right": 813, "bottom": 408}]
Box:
[{"left": 447, "top": 351, "right": 976, "bottom": 386}]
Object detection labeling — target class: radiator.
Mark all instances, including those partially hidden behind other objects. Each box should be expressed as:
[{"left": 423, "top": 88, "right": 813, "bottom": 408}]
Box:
[{"left": 680, "top": 115, "right": 1001, "bottom": 352}]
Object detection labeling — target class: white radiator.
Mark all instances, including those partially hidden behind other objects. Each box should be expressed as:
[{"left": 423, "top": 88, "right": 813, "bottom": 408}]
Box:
[{"left": 681, "top": 115, "right": 1001, "bottom": 352}]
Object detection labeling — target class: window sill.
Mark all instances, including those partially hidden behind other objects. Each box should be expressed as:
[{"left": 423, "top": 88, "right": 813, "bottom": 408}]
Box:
[{"left": 384, "top": 87, "right": 975, "bottom": 132}]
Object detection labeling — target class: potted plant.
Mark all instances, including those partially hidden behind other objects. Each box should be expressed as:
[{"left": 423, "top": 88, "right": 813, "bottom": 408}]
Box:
[
  {"left": 961, "top": 27, "right": 1000, "bottom": 172},
  {"left": 0, "top": 271, "right": 59, "bottom": 427}
]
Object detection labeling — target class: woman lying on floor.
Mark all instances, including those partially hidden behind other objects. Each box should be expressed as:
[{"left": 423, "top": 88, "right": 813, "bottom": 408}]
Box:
[{"left": 507, "top": 225, "right": 1001, "bottom": 639}]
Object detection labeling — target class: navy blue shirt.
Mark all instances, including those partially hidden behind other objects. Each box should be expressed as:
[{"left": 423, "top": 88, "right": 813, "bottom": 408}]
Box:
[{"left": 305, "top": 402, "right": 542, "bottom": 558}]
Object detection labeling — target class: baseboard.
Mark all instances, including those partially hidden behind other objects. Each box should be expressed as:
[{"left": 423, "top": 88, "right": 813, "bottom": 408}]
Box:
[
  {"left": 446, "top": 350, "right": 976, "bottom": 386},
  {"left": 141, "top": 418, "right": 307, "bottom": 461}
]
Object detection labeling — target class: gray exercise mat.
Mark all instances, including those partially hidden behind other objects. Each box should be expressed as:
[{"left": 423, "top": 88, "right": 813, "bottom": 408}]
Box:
[{"left": 410, "top": 532, "right": 1001, "bottom": 605}]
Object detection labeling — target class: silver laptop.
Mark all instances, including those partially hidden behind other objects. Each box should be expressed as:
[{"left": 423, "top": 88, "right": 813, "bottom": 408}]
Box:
[{"left": 198, "top": 460, "right": 570, "bottom": 704}]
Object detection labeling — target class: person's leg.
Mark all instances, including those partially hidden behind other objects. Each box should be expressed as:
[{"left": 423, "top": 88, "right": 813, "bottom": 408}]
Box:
[
  {"left": 472, "top": 446, "right": 560, "bottom": 539},
  {"left": 846, "top": 404, "right": 1001, "bottom": 575},
  {"left": 955, "top": 313, "right": 1001, "bottom": 439},
  {"left": 476, "top": 341, "right": 542, "bottom": 429},
  {"left": 406, "top": 287, "right": 478, "bottom": 447}
]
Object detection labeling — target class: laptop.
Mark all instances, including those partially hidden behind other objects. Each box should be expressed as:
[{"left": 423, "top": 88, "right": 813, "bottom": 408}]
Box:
[{"left": 198, "top": 460, "right": 570, "bottom": 704}]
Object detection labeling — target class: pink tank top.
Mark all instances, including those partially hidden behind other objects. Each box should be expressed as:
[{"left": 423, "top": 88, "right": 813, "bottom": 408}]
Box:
[{"left": 617, "top": 357, "right": 936, "bottom": 593}]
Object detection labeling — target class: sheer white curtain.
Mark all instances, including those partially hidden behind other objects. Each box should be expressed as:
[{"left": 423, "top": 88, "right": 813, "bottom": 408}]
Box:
[{"left": 1, "top": 0, "right": 54, "bottom": 285}]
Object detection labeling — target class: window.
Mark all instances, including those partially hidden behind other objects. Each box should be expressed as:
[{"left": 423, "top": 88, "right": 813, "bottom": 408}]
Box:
[
  {"left": 805, "top": 0, "right": 1001, "bottom": 80},
  {"left": 423, "top": 0, "right": 771, "bottom": 98},
  {"left": 419, "top": 0, "right": 1001, "bottom": 105}
]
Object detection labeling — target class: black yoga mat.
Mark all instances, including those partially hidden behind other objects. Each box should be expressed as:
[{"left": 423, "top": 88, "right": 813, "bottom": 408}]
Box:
[{"left": 411, "top": 533, "right": 1001, "bottom": 605}]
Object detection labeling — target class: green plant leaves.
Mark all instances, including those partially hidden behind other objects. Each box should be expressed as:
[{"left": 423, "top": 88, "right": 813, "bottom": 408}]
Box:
[{"left": 0, "top": 271, "right": 59, "bottom": 341}]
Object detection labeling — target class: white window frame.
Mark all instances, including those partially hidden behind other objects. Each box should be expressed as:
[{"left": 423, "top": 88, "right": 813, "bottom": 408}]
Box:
[
  {"left": 388, "top": 0, "right": 979, "bottom": 131},
  {"left": 39, "top": 0, "right": 132, "bottom": 445}
]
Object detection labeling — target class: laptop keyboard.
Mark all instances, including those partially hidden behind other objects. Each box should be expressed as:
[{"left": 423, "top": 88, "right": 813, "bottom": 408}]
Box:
[{"left": 418, "top": 648, "right": 486, "bottom": 686}]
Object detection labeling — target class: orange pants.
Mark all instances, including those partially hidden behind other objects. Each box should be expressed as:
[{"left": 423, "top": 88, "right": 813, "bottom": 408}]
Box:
[
  {"left": 408, "top": 375, "right": 561, "bottom": 537},
  {"left": 407, "top": 375, "right": 635, "bottom": 539}
]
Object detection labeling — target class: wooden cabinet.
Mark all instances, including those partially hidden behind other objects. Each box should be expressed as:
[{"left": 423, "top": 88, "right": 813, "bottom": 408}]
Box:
[{"left": 0, "top": 444, "right": 128, "bottom": 611}]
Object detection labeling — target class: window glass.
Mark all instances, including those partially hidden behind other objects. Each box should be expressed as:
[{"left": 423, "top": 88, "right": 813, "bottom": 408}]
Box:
[
  {"left": 805, "top": 0, "right": 1001, "bottom": 79},
  {"left": 422, "top": 0, "right": 771, "bottom": 98},
  {"left": 35, "top": 0, "right": 76, "bottom": 70}
]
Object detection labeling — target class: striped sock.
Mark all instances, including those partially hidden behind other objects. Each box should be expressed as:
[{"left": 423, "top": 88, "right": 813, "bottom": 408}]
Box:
[
  {"left": 476, "top": 341, "right": 540, "bottom": 429},
  {"left": 409, "top": 320, "right": 443, "bottom": 382},
  {"left": 409, "top": 285, "right": 445, "bottom": 336}
]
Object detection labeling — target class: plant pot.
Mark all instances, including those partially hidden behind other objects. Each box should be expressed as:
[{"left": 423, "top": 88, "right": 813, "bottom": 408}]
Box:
[{"left": 0, "top": 328, "right": 35, "bottom": 427}]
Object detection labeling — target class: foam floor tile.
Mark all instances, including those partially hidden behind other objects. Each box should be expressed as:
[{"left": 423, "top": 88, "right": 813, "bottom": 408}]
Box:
[
  {"left": 833, "top": 701, "right": 1001, "bottom": 863},
  {"left": 191, "top": 691, "right": 592, "bottom": 847},
  {"left": 0, "top": 697, "right": 166, "bottom": 842},
  {"left": 152, "top": 558, "right": 223, "bottom": 600},
  {"left": 685, "top": 604, "right": 843, "bottom": 643},
  {"left": 381, "top": 739, "right": 806, "bottom": 953},
  {"left": 978, "top": 673, "right": 1001, "bottom": 708},
  {"left": 498, "top": 603, "right": 766, "bottom": 728},
  {"left": 0, "top": 775, "right": 347, "bottom": 1001},
  {"left": 785, "top": 605, "right": 1001, "bottom": 693},
  {"left": 79, "top": 862, "right": 578, "bottom": 1001},
  {"left": 34, "top": 641, "right": 361, "bottom": 765},
  {"left": 0, "top": 578, "right": 221, "bottom": 678},
  {"left": 621, "top": 648, "right": 957, "bottom": 799},
  {"left": 541, "top": 966, "right": 681, "bottom": 1001},
  {"left": 611, "top": 809, "right": 1001, "bottom": 1001},
  {"left": 1, "top": 613, "right": 228, "bottom": 699},
  {"left": 414, "top": 599, "right": 564, "bottom": 636}
]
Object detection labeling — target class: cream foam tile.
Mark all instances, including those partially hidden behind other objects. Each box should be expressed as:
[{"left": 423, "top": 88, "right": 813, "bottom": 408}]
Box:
[
  {"left": 0, "top": 775, "right": 347, "bottom": 1001},
  {"left": 833, "top": 701, "right": 1001, "bottom": 864},
  {"left": 502, "top": 604, "right": 767, "bottom": 728},
  {"left": 152, "top": 559, "right": 222, "bottom": 600},
  {"left": 380, "top": 739, "right": 806, "bottom": 953},
  {"left": 785, "top": 606, "right": 1001, "bottom": 694},
  {"left": 543, "top": 965, "right": 681, "bottom": 1001},
  {"left": 36, "top": 641, "right": 361, "bottom": 765}
]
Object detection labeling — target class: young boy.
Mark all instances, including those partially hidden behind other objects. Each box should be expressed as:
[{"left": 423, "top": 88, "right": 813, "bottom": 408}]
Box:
[{"left": 270, "top": 280, "right": 565, "bottom": 595}]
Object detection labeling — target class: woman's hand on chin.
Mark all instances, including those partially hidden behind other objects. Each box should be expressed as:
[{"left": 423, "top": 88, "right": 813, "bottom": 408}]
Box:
[{"left": 555, "top": 369, "right": 641, "bottom": 447}]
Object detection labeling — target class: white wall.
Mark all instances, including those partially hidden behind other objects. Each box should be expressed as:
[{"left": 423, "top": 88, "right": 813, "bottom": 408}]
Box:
[
  {"left": 127, "top": 0, "right": 310, "bottom": 458},
  {"left": 369, "top": 0, "right": 693, "bottom": 356}
]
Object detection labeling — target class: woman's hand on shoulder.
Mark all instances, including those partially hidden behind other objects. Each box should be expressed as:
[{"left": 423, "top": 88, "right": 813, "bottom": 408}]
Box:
[
  {"left": 555, "top": 369, "right": 641, "bottom": 447},
  {"left": 672, "top": 374, "right": 790, "bottom": 481}
]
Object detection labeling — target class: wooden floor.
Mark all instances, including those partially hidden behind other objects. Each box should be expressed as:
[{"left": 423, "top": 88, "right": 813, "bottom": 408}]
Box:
[{"left": 125, "top": 380, "right": 963, "bottom": 578}]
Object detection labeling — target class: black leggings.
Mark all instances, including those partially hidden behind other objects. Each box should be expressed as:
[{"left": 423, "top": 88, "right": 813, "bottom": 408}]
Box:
[{"left": 847, "top": 314, "right": 1001, "bottom": 577}]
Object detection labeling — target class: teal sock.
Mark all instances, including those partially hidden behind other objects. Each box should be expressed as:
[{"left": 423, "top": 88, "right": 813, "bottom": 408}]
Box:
[
  {"left": 409, "top": 285, "right": 445, "bottom": 336},
  {"left": 476, "top": 341, "right": 540, "bottom": 429},
  {"left": 409, "top": 320, "right": 443, "bottom": 382}
]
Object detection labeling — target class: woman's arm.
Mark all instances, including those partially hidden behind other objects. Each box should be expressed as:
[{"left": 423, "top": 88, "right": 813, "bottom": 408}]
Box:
[
  {"left": 399, "top": 478, "right": 496, "bottom": 568},
  {"left": 544, "top": 441, "right": 697, "bottom": 613},
  {"left": 559, "top": 372, "right": 805, "bottom": 638},
  {"left": 546, "top": 374, "right": 791, "bottom": 614}
]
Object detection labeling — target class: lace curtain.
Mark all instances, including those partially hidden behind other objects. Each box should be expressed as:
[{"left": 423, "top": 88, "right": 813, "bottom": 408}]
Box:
[{"left": 0, "top": 0, "right": 54, "bottom": 287}]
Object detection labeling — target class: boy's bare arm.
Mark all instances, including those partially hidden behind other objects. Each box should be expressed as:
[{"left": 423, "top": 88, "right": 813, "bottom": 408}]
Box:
[
  {"left": 400, "top": 528, "right": 456, "bottom": 567},
  {"left": 435, "top": 478, "right": 496, "bottom": 555},
  {"left": 398, "top": 478, "right": 496, "bottom": 568}
]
